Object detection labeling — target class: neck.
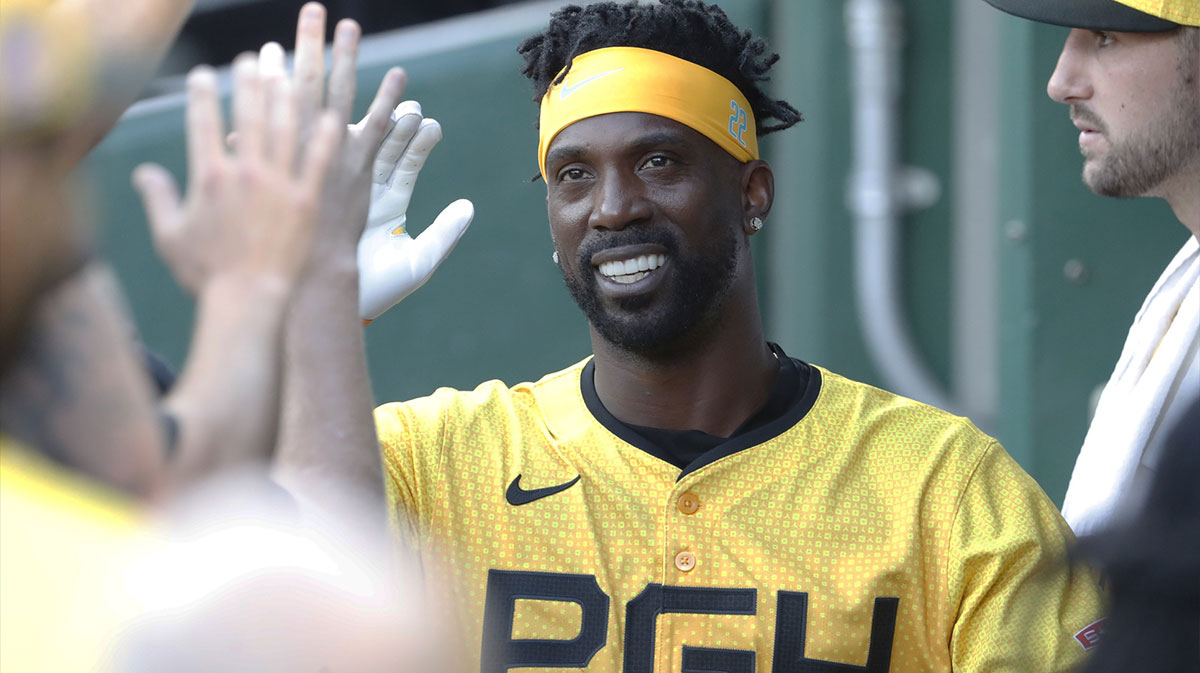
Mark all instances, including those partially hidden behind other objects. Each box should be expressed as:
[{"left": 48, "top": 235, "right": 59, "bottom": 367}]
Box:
[
  {"left": 1157, "top": 159, "right": 1200, "bottom": 240},
  {"left": 589, "top": 290, "right": 777, "bottom": 437}
]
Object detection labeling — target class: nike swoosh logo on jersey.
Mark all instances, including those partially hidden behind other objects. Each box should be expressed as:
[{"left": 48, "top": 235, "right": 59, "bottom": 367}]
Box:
[
  {"left": 559, "top": 68, "right": 624, "bottom": 100},
  {"left": 506, "top": 474, "right": 581, "bottom": 506}
]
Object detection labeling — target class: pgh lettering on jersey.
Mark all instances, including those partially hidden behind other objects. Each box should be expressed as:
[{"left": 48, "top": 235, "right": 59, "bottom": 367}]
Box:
[{"left": 376, "top": 357, "right": 1103, "bottom": 672}]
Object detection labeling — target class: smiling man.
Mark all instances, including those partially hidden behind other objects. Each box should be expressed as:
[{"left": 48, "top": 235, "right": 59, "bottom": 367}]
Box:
[
  {"left": 283, "top": 0, "right": 1103, "bottom": 669},
  {"left": 980, "top": 0, "right": 1199, "bottom": 538}
]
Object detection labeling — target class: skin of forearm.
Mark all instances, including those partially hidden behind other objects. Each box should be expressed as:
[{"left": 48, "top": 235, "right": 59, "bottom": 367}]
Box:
[
  {"left": 163, "top": 272, "right": 290, "bottom": 488},
  {"left": 0, "top": 263, "right": 166, "bottom": 498},
  {"left": 275, "top": 263, "right": 384, "bottom": 516}
]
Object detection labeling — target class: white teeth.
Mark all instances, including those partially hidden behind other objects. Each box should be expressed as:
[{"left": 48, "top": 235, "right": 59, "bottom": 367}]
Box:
[
  {"left": 597, "top": 254, "right": 666, "bottom": 280},
  {"left": 611, "top": 270, "right": 648, "bottom": 284}
]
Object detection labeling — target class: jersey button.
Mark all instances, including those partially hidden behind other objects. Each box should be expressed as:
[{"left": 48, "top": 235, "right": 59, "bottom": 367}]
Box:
[
  {"left": 674, "top": 550, "right": 697, "bottom": 572},
  {"left": 677, "top": 492, "right": 700, "bottom": 515}
]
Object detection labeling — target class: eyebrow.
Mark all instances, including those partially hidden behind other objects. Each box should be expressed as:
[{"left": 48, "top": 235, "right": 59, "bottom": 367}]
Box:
[{"left": 545, "top": 129, "right": 692, "bottom": 169}]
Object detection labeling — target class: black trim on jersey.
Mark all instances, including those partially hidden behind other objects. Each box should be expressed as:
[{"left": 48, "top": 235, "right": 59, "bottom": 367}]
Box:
[{"left": 579, "top": 343, "right": 823, "bottom": 480}]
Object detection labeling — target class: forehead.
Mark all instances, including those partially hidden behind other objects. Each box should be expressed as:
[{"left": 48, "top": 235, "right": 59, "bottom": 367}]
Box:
[{"left": 546, "top": 112, "right": 726, "bottom": 161}]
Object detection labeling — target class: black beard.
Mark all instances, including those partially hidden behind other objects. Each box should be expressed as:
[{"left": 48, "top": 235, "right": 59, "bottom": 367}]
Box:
[{"left": 560, "top": 224, "right": 740, "bottom": 357}]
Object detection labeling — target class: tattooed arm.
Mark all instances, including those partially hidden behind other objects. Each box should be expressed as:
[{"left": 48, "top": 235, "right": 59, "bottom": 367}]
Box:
[{"left": 0, "top": 262, "right": 166, "bottom": 498}]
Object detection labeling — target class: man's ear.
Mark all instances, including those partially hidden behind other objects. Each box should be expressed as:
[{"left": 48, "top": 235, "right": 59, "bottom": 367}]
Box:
[{"left": 741, "top": 159, "right": 774, "bottom": 234}]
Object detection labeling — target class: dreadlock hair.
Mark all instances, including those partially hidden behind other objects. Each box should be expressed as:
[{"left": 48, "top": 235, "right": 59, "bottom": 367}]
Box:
[{"left": 517, "top": 0, "right": 802, "bottom": 136}]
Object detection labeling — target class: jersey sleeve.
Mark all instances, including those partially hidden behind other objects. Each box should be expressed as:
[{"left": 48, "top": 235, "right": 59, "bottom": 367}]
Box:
[
  {"left": 374, "top": 396, "right": 448, "bottom": 553},
  {"left": 947, "top": 442, "right": 1105, "bottom": 672}
]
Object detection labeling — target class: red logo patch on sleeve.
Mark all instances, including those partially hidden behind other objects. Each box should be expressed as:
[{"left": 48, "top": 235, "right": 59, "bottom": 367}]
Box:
[{"left": 1074, "top": 618, "right": 1106, "bottom": 651}]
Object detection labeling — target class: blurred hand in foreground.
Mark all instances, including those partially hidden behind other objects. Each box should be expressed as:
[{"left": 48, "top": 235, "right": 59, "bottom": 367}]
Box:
[
  {"left": 130, "top": 54, "right": 346, "bottom": 487},
  {"left": 134, "top": 56, "right": 342, "bottom": 296}
]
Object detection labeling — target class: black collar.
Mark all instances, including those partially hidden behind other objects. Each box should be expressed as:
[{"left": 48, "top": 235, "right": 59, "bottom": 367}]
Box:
[{"left": 579, "top": 343, "right": 822, "bottom": 479}]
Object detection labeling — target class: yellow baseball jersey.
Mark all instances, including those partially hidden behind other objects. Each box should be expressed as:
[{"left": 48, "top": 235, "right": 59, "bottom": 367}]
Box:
[
  {"left": 376, "top": 358, "right": 1104, "bottom": 672},
  {"left": 0, "top": 438, "right": 147, "bottom": 673}
]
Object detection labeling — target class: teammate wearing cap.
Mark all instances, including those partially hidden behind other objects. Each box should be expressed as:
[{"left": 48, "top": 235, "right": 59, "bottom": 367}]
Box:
[
  {"left": 980, "top": 0, "right": 1199, "bottom": 537},
  {"left": 280, "top": 1, "right": 1104, "bottom": 669}
]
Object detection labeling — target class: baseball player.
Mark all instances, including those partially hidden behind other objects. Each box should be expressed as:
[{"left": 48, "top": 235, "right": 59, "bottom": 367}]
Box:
[
  {"left": 977, "top": 0, "right": 1199, "bottom": 538},
  {"left": 278, "top": 1, "right": 1105, "bottom": 670}
]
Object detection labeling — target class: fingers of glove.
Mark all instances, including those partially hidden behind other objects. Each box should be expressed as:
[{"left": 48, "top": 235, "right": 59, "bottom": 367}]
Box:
[
  {"left": 326, "top": 19, "right": 360, "bottom": 123},
  {"left": 293, "top": 2, "right": 327, "bottom": 128},
  {"left": 390, "top": 118, "right": 442, "bottom": 189},
  {"left": 132, "top": 163, "right": 183, "bottom": 247},
  {"left": 409, "top": 198, "right": 474, "bottom": 276},
  {"left": 258, "top": 41, "right": 287, "bottom": 83},
  {"left": 184, "top": 67, "right": 225, "bottom": 182},
  {"left": 372, "top": 100, "right": 423, "bottom": 185},
  {"left": 352, "top": 67, "right": 407, "bottom": 166},
  {"left": 231, "top": 53, "right": 265, "bottom": 160}
]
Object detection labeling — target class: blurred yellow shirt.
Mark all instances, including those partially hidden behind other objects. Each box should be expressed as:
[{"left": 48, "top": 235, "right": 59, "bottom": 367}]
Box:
[{"left": 0, "top": 438, "right": 146, "bottom": 673}]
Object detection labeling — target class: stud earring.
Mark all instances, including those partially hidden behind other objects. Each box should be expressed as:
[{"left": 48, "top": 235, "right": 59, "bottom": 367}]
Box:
[
  {"left": 749, "top": 217, "right": 764, "bottom": 232},
  {"left": 552, "top": 251, "right": 560, "bottom": 265}
]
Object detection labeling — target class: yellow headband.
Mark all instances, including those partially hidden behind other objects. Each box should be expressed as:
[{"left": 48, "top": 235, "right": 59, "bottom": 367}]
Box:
[{"left": 537, "top": 46, "right": 759, "bottom": 180}]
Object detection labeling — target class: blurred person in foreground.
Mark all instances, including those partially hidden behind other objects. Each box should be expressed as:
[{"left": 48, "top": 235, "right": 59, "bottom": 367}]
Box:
[
  {"left": 0, "top": 2, "right": 447, "bottom": 670},
  {"left": 978, "top": 0, "right": 1199, "bottom": 536},
  {"left": 275, "top": 1, "right": 1104, "bottom": 668},
  {"left": 1074, "top": 396, "right": 1200, "bottom": 673}
]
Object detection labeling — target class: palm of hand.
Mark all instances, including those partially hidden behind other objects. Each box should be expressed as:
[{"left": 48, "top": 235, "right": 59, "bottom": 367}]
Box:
[{"left": 356, "top": 110, "right": 472, "bottom": 321}]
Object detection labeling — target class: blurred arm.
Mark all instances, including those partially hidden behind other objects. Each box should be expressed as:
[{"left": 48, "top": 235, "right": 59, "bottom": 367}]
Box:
[
  {"left": 0, "top": 262, "right": 166, "bottom": 499},
  {"left": 134, "top": 56, "right": 344, "bottom": 494},
  {"left": 270, "top": 5, "right": 403, "bottom": 519}
]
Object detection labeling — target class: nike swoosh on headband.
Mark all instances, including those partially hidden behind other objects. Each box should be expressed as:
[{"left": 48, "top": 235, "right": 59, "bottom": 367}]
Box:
[
  {"left": 506, "top": 474, "right": 582, "bottom": 506},
  {"left": 559, "top": 68, "right": 625, "bottom": 100}
]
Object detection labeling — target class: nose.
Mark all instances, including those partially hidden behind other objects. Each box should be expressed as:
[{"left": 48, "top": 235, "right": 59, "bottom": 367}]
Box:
[
  {"left": 1047, "top": 29, "right": 1093, "bottom": 104},
  {"left": 587, "top": 168, "right": 653, "bottom": 231}
]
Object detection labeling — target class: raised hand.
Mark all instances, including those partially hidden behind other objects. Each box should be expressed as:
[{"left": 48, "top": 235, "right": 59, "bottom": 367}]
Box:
[
  {"left": 128, "top": 55, "right": 346, "bottom": 485},
  {"left": 133, "top": 56, "right": 343, "bottom": 294},
  {"left": 358, "top": 103, "right": 473, "bottom": 321},
  {"left": 258, "top": 2, "right": 472, "bottom": 320},
  {"left": 277, "top": 3, "right": 408, "bottom": 264}
]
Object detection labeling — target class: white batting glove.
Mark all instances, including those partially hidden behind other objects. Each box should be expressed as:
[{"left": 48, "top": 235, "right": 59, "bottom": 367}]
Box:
[{"left": 357, "top": 101, "right": 474, "bottom": 322}]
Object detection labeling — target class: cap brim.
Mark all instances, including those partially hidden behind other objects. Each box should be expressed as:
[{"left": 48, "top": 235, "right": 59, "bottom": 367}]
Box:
[{"left": 980, "top": 0, "right": 1179, "bottom": 31}]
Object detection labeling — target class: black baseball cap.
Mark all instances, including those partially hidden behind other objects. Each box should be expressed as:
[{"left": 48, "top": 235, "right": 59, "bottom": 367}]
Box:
[{"left": 980, "top": 0, "right": 1182, "bottom": 32}]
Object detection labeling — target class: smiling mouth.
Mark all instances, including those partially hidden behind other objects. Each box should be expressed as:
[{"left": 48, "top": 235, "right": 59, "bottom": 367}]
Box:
[{"left": 596, "top": 253, "right": 667, "bottom": 285}]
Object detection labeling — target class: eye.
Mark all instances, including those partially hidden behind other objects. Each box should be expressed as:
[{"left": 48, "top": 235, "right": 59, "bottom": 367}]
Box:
[
  {"left": 639, "top": 154, "right": 675, "bottom": 170},
  {"left": 1094, "top": 31, "right": 1114, "bottom": 47},
  {"left": 558, "top": 167, "right": 590, "bottom": 183}
]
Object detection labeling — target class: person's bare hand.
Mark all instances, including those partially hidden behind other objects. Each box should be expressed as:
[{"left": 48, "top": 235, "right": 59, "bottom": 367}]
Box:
[
  {"left": 132, "top": 55, "right": 344, "bottom": 295},
  {"left": 263, "top": 2, "right": 407, "bottom": 271}
]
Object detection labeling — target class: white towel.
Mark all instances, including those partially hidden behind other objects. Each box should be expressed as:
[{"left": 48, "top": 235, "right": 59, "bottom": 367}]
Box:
[{"left": 1061, "top": 236, "right": 1200, "bottom": 537}]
